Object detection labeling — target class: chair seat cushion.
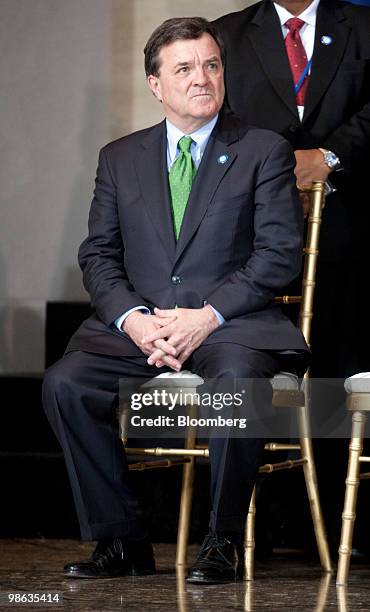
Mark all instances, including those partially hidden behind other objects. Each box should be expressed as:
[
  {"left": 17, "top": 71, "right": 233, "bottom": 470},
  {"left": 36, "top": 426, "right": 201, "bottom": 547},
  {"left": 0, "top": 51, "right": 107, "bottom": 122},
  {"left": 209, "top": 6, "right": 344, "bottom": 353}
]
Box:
[
  {"left": 145, "top": 370, "right": 299, "bottom": 390},
  {"left": 270, "top": 371, "right": 300, "bottom": 391},
  {"left": 143, "top": 370, "right": 204, "bottom": 388},
  {"left": 344, "top": 372, "right": 370, "bottom": 394}
]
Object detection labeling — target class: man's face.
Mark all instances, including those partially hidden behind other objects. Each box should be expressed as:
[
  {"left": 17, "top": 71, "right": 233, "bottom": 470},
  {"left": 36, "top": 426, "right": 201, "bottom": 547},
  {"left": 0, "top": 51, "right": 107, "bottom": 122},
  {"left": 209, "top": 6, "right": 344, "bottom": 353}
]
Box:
[
  {"left": 147, "top": 33, "right": 225, "bottom": 133},
  {"left": 274, "top": 0, "right": 314, "bottom": 14}
]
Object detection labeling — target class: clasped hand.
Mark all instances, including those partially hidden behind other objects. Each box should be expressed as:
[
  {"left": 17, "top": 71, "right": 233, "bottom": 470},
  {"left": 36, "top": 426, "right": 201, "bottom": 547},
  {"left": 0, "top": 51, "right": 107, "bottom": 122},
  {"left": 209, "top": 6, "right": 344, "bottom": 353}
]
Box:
[{"left": 123, "top": 306, "right": 220, "bottom": 371}]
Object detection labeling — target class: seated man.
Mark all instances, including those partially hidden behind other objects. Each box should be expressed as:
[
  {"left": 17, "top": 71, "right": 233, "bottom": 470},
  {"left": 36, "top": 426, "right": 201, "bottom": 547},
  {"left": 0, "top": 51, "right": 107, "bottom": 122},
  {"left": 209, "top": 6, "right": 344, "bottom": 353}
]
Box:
[{"left": 42, "top": 17, "right": 308, "bottom": 584}]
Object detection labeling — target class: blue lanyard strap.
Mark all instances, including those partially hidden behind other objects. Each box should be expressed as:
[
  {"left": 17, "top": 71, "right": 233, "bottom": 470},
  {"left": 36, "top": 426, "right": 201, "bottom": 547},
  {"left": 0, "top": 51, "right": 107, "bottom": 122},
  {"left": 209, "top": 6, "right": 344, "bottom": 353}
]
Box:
[{"left": 295, "top": 57, "right": 312, "bottom": 95}]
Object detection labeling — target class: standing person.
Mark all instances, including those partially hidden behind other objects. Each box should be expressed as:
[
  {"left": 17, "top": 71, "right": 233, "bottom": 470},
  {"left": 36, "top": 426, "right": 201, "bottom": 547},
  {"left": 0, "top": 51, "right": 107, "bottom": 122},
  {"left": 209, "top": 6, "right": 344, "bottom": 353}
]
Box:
[
  {"left": 214, "top": 0, "right": 370, "bottom": 378},
  {"left": 214, "top": 0, "right": 370, "bottom": 556},
  {"left": 42, "top": 17, "right": 308, "bottom": 584}
]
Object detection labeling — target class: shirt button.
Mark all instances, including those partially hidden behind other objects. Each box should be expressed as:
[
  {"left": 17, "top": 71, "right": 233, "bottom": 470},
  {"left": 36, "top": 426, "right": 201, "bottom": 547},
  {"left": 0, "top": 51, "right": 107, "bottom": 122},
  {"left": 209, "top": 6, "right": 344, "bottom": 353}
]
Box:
[{"left": 171, "top": 275, "right": 181, "bottom": 284}]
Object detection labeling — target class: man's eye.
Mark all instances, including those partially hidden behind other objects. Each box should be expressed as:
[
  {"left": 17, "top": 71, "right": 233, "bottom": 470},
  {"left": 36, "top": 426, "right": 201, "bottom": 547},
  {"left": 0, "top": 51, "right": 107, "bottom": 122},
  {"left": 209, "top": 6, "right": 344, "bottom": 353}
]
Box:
[
  {"left": 177, "top": 66, "right": 189, "bottom": 73},
  {"left": 208, "top": 62, "right": 218, "bottom": 71}
]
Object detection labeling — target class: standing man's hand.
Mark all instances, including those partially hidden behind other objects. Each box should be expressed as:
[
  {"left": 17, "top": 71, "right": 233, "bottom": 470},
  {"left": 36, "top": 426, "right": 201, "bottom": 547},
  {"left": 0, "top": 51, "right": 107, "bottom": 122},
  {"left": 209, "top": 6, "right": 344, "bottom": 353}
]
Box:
[
  {"left": 122, "top": 311, "right": 181, "bottom": 371},
  {"left": 143, "top": 306, "right": 220, "bottom": 369},
  {"left": 298, "top": 191, "right": 311, "bottom": 217},
  {"left": 295, "top": 149, "right": 331, "bottom": 216},
  {"left": 294, "top": 149, "right": 331, "bottom": 185}
]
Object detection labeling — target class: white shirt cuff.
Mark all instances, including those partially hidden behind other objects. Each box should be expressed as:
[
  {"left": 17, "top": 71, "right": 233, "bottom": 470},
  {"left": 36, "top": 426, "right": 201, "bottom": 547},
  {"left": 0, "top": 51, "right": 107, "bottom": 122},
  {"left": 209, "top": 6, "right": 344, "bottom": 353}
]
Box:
[{"left": 209, "top": 305, "right": 225, "bottom": 325}]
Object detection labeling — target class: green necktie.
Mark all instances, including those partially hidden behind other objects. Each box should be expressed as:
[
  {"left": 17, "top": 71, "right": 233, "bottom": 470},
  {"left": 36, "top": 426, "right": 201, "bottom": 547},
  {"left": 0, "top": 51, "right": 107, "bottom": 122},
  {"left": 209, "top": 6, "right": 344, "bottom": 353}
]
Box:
[{"left": 169, "top": 136, "right": 196, "bottom": 240}]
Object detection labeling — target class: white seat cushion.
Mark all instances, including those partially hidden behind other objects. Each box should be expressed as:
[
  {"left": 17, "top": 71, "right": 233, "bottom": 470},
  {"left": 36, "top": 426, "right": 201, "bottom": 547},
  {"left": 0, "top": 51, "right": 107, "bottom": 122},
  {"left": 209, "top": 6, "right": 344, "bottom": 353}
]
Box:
[
  {"left": 344, "top": 372, "right": 370, "bottom": 394},
  {"left": 142, "top": 370, "right": 204, "bottom": 388},
  {"left": 141, "top": 371, "right": 203, "bottom": 406},
  {"left": 270, "top": 371, "right": 300, "bottom": 391},
  {"left": 144, "top": 370, "right": 299, "bottom": 391}
]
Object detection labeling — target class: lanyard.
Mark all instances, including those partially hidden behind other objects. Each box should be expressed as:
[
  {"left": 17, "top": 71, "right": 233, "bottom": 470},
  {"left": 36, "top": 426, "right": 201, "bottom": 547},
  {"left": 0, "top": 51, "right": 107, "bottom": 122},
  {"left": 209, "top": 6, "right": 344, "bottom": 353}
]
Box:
[{"left": 295, "top": 57, "right": 312, "bottom": 95}]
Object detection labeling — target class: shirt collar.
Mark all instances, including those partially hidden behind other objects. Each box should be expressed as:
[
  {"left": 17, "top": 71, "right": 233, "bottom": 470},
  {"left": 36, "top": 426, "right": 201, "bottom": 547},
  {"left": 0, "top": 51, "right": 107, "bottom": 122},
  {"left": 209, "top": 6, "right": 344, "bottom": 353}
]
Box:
[
  {"left": 166, "top": 114, "right": 219, "bottom": 167},
  {"left": 273, "top": 0, "right": 319, "bottom": 27}
]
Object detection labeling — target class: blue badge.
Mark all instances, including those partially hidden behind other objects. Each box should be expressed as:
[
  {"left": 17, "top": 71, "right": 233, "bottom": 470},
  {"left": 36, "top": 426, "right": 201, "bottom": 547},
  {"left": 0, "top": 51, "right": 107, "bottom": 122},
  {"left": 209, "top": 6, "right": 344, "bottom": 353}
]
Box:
[
  {"left": 217, "top": 154, "right": 229, "bottom": 164},
  {"left": 321, "top": 35, "right": 333, "bottom": 46}
]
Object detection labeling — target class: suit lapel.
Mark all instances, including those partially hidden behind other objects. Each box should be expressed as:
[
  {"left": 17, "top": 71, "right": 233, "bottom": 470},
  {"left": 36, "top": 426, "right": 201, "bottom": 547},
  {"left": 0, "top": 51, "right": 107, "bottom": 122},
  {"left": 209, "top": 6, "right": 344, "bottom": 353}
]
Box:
[
  {"left": 303, "top": 1, "right": 350, "bottom": 123},
  {"left": 174, "top": 114, "right": 238, "bottom": 265},
  {"left": 135, "top": 121, "right": 176, "bottom": 262},
  {"left": 248, "top": 1, "right": 298, "bottom": 118}
]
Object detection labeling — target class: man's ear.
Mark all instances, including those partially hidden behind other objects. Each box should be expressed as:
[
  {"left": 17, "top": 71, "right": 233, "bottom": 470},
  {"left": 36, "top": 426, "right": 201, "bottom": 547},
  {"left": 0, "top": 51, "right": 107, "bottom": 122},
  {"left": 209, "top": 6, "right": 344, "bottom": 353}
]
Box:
[{"left": 147, "top": 75, "right": 162, "bottom": 102}]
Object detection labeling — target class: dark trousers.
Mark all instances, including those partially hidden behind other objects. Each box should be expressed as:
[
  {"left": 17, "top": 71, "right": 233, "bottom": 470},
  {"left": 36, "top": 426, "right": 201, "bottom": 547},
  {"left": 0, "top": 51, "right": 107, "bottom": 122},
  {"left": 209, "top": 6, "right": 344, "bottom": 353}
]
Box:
[{"left": 42, "top": 343, "right": 288, "bottom": 541}]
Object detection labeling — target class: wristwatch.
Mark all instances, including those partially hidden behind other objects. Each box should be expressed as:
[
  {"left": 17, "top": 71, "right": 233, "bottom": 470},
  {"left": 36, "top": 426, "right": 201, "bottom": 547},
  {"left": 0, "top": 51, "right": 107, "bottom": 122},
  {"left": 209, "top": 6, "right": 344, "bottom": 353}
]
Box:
[{"left": 318, "top": 148, "right": 341, "bottom": 171}]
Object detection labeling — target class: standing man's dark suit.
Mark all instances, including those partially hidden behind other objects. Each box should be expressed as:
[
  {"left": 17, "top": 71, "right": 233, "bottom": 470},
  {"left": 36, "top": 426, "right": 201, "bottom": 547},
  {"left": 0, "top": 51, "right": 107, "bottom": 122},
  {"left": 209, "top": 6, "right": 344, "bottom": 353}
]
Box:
[
  {"left": 214, "top": 0, "right": 370, "bottom": 377},
  {"left": 42, "top": 17, "right": 307, "bottom": 583},
  {"left": 214, "top": 0, "right": 370, "bottom": 555}
]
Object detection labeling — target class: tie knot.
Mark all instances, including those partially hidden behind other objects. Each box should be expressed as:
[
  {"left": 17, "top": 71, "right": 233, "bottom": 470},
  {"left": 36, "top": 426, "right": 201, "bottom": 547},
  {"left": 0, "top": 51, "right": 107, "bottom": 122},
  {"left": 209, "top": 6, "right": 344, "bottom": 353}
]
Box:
[
  {"left": 178, "top": 136, "right": 193, "bottom": 154},
  {"left": 285, "top": 17, "right": 305, "bottom": 33}
]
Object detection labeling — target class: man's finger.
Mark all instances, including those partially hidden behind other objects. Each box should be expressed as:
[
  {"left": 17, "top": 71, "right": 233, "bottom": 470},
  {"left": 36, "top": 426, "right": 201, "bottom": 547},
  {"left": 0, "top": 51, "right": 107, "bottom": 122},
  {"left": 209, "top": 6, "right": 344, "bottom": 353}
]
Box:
[
  {"left": 160, "top": 354, "right": 182, "bottom": 371},
  {"left": 151, "top": 315, "right": 176, "bottom": 327},
  {"left": 147, "top": 340, "right": 177, "bottom": 364},
  {"left": 298, "top": 191, "right": 311, "bottom": 217},
  {"left": 147, "top": 347, "right": 165, "bottom": 365},
  {"left": 296, "top": 182, "right": 312, "bottom": 192},
  {"left": 153, "top": 307, "right": 179, "bottom": 318},
  {"left": 176, "top": 346, "right": 193, "bottom": 365},
  {"left": 147, "top": 349, "right": 181, "bottom": 371},
  {"left": 154, "top": 338, "right": 177, "bottom": 356},
  {"left": 142, "top": 325, "right": 175, "bottom": 344}
]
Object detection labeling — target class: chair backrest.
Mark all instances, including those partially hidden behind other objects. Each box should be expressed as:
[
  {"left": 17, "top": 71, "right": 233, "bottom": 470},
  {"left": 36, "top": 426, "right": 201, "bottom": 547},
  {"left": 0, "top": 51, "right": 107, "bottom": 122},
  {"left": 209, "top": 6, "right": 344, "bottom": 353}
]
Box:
[{"left": 274, "top": 181, "right": 326, "bottom": 348}]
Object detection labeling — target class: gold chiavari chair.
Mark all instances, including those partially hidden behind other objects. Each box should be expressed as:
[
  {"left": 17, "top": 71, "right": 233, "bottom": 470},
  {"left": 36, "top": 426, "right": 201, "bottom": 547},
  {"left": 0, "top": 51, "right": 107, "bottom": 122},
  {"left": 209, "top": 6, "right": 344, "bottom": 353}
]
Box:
[
  {"left": 337, "top": 372, "right": 370, "bottom": 585},
  {"left": 119, "top": 181, "right": 333, "bottom": 579}
]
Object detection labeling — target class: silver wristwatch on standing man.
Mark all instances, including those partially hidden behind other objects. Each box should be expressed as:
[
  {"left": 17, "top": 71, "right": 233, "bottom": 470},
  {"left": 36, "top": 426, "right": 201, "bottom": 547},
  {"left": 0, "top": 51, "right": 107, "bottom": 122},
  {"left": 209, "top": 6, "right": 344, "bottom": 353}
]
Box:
[{"left": 318, "top": 148, "right": 342, "bottom": 171}]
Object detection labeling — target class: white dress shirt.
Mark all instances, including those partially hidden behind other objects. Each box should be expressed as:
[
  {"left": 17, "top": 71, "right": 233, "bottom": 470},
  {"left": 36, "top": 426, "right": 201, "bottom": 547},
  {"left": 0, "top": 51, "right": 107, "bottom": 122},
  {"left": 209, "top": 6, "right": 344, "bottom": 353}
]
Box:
[{"left": 166, "top": 115, "right": 218, "bottom": 170}]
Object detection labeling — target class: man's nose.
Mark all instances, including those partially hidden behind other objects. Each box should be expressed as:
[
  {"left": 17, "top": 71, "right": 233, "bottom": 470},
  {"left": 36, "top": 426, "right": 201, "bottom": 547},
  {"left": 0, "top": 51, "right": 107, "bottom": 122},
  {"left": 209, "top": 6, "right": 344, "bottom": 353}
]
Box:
[{"left": 193, "top": 65, "right": 208, "bottom": 85}]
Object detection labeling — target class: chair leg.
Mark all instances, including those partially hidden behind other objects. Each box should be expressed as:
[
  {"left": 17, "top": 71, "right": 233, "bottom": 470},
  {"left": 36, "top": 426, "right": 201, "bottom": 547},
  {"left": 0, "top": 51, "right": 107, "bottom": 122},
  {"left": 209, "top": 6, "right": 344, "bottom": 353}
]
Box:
[
  {"left": 176, "top": 407, "right": 197, "bottom": 566},
  {"left": 118, "top": 401, "right": 130, "bottom": 444},
  {"left": 300, "top": 434, "right": 333, "bottom": 573},
  {"left": 176, "top": 456, "right": 195, "bottom": 566},
  {"left": 336, "top": 410, "right": 366, "bottom": 585},
  {"left": 244, "top": 486, "right": 256, "bottom": 581},
  {"left": 298, "top": 380, "right": 333, "bottom": 573}
]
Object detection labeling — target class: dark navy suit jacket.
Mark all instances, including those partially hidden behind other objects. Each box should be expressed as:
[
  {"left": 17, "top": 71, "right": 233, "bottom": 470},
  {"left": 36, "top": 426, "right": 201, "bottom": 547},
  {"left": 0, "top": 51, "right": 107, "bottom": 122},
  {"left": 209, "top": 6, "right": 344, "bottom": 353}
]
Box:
[{"left": 67, "top": 113, "right": 307, "bottom": 357}]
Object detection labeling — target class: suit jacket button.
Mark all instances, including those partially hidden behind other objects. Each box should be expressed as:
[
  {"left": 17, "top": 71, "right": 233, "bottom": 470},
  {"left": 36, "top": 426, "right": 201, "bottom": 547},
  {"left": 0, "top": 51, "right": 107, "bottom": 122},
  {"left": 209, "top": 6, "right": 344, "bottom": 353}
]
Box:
[
  {"left": 289, "top": 123, "right": 299, "bottom": 133},
  {"left": 171, "top": 275, "right": 181, "bottom": 284}
]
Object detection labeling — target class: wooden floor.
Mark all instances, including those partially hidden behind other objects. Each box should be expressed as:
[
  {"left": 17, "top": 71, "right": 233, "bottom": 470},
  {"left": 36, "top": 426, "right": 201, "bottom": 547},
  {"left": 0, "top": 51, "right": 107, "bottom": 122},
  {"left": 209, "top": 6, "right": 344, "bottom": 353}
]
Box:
[{"left": 1, "top": 540, "right": 370, "bottom": 611}]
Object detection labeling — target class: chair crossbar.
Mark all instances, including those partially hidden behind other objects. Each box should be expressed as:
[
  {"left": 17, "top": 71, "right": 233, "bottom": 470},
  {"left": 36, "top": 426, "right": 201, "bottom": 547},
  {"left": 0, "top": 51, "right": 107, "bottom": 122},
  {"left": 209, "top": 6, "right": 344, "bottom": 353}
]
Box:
[
  {"left": 125, "top": 447, "right": 209, "bottom": 457},
  {"left": 128, "top": 458, "right": 190, "bottom": 471},
  {"left": 259, "top": 458, "right": 307, "bottom": 473}
]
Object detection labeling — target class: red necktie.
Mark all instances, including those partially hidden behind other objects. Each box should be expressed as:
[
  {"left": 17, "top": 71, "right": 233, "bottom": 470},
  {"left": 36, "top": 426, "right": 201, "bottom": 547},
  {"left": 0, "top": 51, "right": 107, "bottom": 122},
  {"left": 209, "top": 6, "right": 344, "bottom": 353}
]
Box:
[{"left": 284, "top": 17, "right": 309, "bottom": 106}]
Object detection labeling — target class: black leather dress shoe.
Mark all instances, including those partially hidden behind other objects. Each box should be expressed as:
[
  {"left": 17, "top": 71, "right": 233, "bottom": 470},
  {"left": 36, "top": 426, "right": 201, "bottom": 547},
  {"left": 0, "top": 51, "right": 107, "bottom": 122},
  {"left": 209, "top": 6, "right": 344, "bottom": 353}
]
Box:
[
  {"left": 186, "top": 533, "right": 242, "bottom": 584},
  {"left": 64, "top": 537, "right": 155, "bottom": 578}
]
